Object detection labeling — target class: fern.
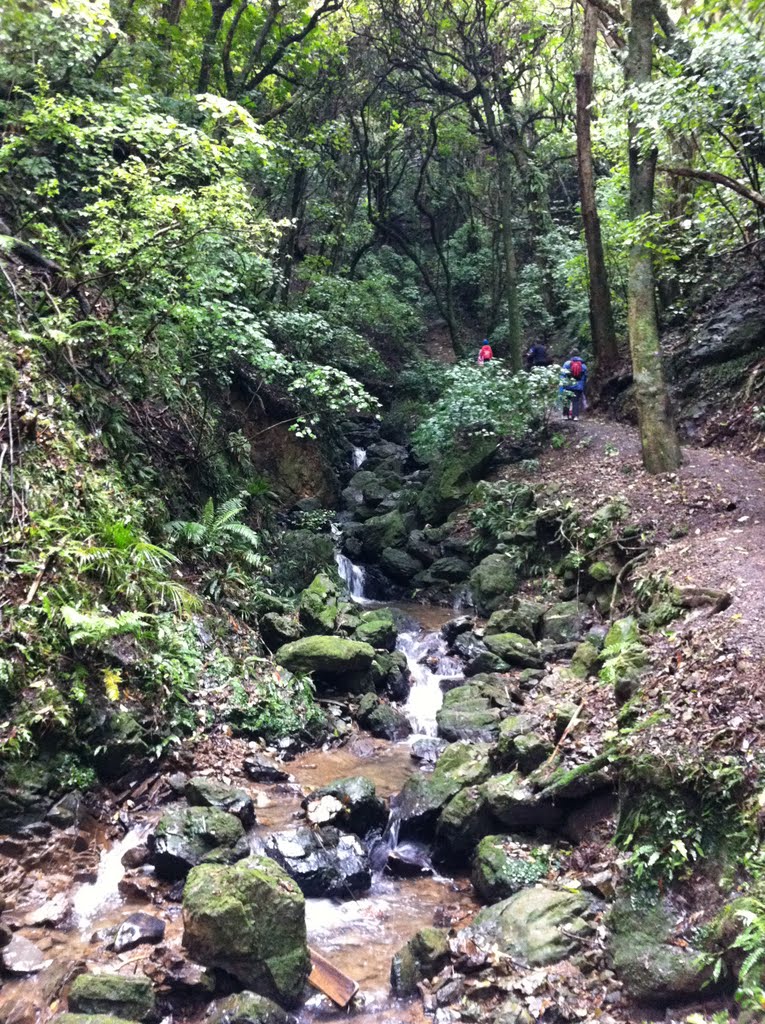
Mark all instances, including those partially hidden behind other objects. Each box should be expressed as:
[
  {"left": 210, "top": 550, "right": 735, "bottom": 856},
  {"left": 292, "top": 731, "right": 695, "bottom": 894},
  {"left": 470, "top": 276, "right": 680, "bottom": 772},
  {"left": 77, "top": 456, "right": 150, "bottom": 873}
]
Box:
[
  {"left": 166, "top": 497, "right": 264, "bottom": 575},
  {"left": 61, "top": 606, "right": 149, "bottom": 645}
]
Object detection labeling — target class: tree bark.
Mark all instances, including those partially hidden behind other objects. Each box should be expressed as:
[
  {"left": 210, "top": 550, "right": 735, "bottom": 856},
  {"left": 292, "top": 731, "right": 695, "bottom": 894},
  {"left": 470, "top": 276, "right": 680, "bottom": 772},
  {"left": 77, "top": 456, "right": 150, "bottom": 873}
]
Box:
[
  {"left": 625, "top": 0, "right": 681, "bottom": 473},
  {"left": 198, "top": 0, "right": 234, "bottom": 94},
  {"left": 575, "top": 0, "right": 619, "bottom": 373}
]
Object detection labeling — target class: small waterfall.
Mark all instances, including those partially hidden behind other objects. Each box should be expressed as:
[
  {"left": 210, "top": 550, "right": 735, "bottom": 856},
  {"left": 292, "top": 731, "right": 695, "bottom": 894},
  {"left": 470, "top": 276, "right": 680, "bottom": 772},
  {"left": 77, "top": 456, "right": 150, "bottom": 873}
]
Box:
[
  {"left": 352, "top": 447, "right": 368, "bottom": 470},
  {"left": 72, "top": 824, "right": 149, "bottom": 933},
  {"left": 336, "top": 552, "right": 367, "bottom": 600},
  {"left": 397, "top": 627, "right": 463, "bottom": 737}
]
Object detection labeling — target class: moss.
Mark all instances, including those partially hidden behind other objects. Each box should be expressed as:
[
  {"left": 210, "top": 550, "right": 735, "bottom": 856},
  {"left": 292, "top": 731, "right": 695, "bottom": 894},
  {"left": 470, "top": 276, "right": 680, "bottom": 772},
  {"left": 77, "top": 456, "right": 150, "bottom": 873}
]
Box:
[{"left": 68, "top": 974, "right": 155, "bottom": 1021}]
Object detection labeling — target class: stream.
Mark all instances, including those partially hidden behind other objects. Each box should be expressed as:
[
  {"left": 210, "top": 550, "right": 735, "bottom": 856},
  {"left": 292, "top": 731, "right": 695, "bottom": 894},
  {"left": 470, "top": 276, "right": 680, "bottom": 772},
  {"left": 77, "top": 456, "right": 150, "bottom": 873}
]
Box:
[{"left": 0, "top": 569, "right": 479, "bottom": 1024}]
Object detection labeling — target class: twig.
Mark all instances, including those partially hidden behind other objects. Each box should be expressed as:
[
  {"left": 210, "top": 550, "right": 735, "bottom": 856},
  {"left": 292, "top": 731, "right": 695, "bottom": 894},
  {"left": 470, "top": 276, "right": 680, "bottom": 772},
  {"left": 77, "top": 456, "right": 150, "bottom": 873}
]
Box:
[
  {"left": 609, "top": 551, "right": 650, "bottom": 617},
  {"left": 20, "top": 546, "right": 62, "bottom": 608}
]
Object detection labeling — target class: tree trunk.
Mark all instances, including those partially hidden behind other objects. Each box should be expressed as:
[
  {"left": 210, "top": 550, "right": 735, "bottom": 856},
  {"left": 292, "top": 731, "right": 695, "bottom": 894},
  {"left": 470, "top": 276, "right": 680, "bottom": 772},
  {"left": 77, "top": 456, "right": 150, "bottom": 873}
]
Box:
[
  {"left": 497, "top": 148, "right": 522, "bottom": 371},
  {"left": 625, "top": 0, "right": 681, "bottom": 473},
  {"left": 198, "top": 1, "right": 233, "bottom": 94},
  {"left": 575, "top": 0, "right": 619, "bottom": 373}
]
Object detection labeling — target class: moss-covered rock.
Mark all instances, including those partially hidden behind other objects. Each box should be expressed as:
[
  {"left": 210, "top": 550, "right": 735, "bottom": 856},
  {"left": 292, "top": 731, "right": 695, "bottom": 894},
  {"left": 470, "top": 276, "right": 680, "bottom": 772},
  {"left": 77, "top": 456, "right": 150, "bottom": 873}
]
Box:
[
  {"left": 569, "top": 641, "right": 600, "bottom": 679},
  {"left": 609, "top": 897, "right": 710, "bottom": 1003},
  {"left": 436, "top": 687, "right": 502, "bottom": 742},
  {"left": 483, "top": 632, "right": 542, "bottom": 669},
  {"left": 259, "top": 613, "right": 301, "bottom": 652},
  {"left": 150, "top": 805, "right": 248, "bottom": 880},
  {"left": 68, "top": 973, "right": 155, "bottom": 1021},
  {"left": 390, "top": 927, "right": 450, "bottom": 996},
  {"left": 185, "top": 778, "right": 255, "bottom": 827},
  {"left": 472, "top": 836, "right": 548, "bottom": 903},
  {"left": 417, "top": 438, "right": 497, "bottom": 525},
  {"left": 358, "top": 510, "right": 407, "bottom": 560},
  {"left": 588, "top": 559, "right": 618, "bottom": 583},
  {"left": 464, "top": 887, "right": 593, "bottom": 965},
  {"left": 182, "top": 856, "right": 310, "bottom": 1006},
  {"left": 308, "top": 776, "right": 387, "bottom": 835},
  {"left": 356, "top": 693, "right": 412, "bottom": 740},
  {"left": 379, "top": 547, "right": 423, "bottom": 583},
  {"left": 395, "top": 741, "right": 491, "bottom": 836},
  {"left": 492, "top": 716, "right": 552, "bottom": 774},
  {"left": 298, "top": 574, "right": 339, "bottom": 635},
  {"left": 352, "top": 608, "right": 398, "bottom": 651},
  {"left": 469, "top": 554, "right": 518, "bottom": 616},
  {"left": 56, "top": 1017, "right": 138, "bottom": 1024},
  {"left": 92, "top": 712, "right": 149, "bottom": 781},
  {"left": 483, "top": 773, "right": 563, "bottom": 831},
  {"left": 541, "top": 601, "right": 585, "bottom": 643},
  {"left": 485, "top": 600, "right": 544, "bottom": 640},
  {"left": 275, "top": 636, "right": 375, "bottom": 678},
  {"left": 434, "top": 785, "right": 493, "bottom": 864},
  {"left": 207, "top": 991, "right": 294, "bottom": 1024},
  {"left": 420, "top": 556, "right": 473, "bottom": 584}
]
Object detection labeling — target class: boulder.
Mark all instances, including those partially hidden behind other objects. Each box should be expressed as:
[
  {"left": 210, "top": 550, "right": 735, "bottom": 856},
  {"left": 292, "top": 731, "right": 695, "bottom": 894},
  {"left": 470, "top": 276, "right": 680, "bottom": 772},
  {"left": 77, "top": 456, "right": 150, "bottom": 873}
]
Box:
[
  {"left": 434, "top": 786, "right": 493, "bottom": 864},
  {"left": 356, "top": 693, "right": 412, "bottom": 741},
  {"left": 436, "top": 684, "right": 503, "bottom": 742},
  {"left": 380, "top": 547, "right": 423, "bottom": 583},
  {"left": 186, "top": 777, "right": 256, "bottom": 827},
  {"left": 259, "top": 613, "right": 301, "bottom": 651},
  {"left": 182, "top": 856, "right": 310, "bottom": 1006},
  {"left": 469, "top": 554, "right": 518, "bottom": 616},
  {"left": 275, "top": 636, "right": 375, "bottom": 679},
  {"left": 371, "top": 650, "right": 409, "bottom": 701},
  {"left": 243, "top": 756, "right": 291, "bottom": 784},
  {"left": 68, "top": 973, "right": 155, "bottom": 1021},
  {"left": 569, "top": 641, "right": 600, "bottom": 680},
  {"left": 23, "top": 893, "right": 71, "bottom": 927},
  {"left": 483, "top": 632, "right": 542, "bottom": 669},
  {"left": 358, "top": 510, "right": 407, "bottom": 560},
  {"left": 609, "top": 897, "right": 711, "bottom": 1003},
  {"left": 208, "top": 991, "right": 295, "bottom": 1024},
  {"left": 46, "top": 791, "right": 83, "bottom": 829},
  {"left": 1, "top": 934, "right": 48, "bottom": 974},
  {"left": 483, "top": 773, "right": 563, "bottom": 831},
  {"left": 390, "top": 927, "right": 450, "bottom": 996},
  {"left": 306, "top": 776, "right": 387, "bottom": 835},
  {"left": 113, "top": 912, "right": 165, "bottom": 953},
  {"left": 464, "top": 886, "right": 593, "bottom": 965},
  {"left": 406, "top": 530, "right": 440, "bottom": 566},
  {"left": 263, "top": 826, "right": 371, "bottom": 898},
  {"left": 419, "top": 557, "right": 472, "bottom": 584},
  {"left": 440, "top": 616, "right": 474, "bottom": 644},
  {"left": 149, "top": 805, "right": 248, "bottom": 880},
  {"left": 492, "top": 716, "right": 553, "bottom": 774},
  {"left": 352, "top": 608, "right": 398, "bottom": 651},
  {"left": 394, "top": 742, "right": 491, "bottom": 837},
  {"left": 485, "top": 600, "right": 544, "bottom": 641},
  {"left": 541, "top": 601, "right": 585, "bottom": 644},
  {"left": 417, "top": 439, "right": 497, "bottom": 525},
  {"left": 298, "top": 574, "right": 339, "bottom": 635},
  {"left": 92, "top": 711, "right": 149, "bottom": 780},
  {"left": 472, "top": 836, "right": 547, "bottom": 903}
]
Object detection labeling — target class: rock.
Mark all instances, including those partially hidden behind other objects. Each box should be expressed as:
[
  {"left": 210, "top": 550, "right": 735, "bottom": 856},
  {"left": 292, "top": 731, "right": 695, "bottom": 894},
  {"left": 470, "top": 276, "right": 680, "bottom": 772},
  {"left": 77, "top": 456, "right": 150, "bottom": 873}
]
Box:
[
  {"left": 371, "top": 650, "right": 410, "bottom": 701},
  {"left": 23, "top": 892, "right": 71, "bottom": 928},
  {"left": 275, "top": 636, "right": 375, "bottom": 681},
  {"left": 569, "top": 641, "right": 600, "bottom": 679},
  {"left": 482, "top": 773, "right": 563, "bottom": 831},
  {"left": 305, "top": 776, "right": 387, "bottom": 836},
  {"left": 410, "top": 738, "right": 447, "bottom": 764},
  {"left": 352, "top": 608, "right": 398, "bottom": 650},
  {"left": 406, "top": 530, "right": 440, "bottom": 566},
  {"left": 440, "top": 617, "right": 474, "bottom": 644},
  {"left": 92, "top": 711, "right": 149, "bottom": 781},
  {"left": 417, "top": 438, "right": 497, "bottom": 525},
  {"left": 588, "top": 559, "right": 618, "bottom": 583},
  {"left": 149, "top": 805, "right": 248, "bottom": 880},
  {"left": 464, "top": 886, "right": 593, "bottom": 965},
  {"left": 420, "top": 556, "right": 472, "bottom": 584},
  {"left": 492, "top": 716, "right": 552, "bottom": 774},
  {"left": 185, "top": 777, "right": 256, "bottom": 827},
  {"left": 394, "top": 742, "right": 491, "bottom": 837},
  {"left": 484, "top": 600, "right": 544, "bottom": 640},
  {"left": 208, "top": 991, "right": 296, "bottom": 1024},
  {"left": 1, "top": 934, "right": 48, "bottom": 974},
  {"left": 243, "top": 756, "right": 291, "bottom": 784},
  {"left": 609, "top": 897, "right": 710, "bottom": 1002},
  {"left": 146, "top": 949, "right": 215, "bottom": 995},
  {"left": 167, "top": 771, "right": 189, "bottom": 794},
  {"left": 68, "top": 973, "right": 155, "bottom": 1021},
  {"left": 121, "top": 844, "right": 150, "bottom": 869},
  {"left": 356, "top": 693, "right": 412, "bottom": 740},
  {"left": 386, "top": 842, "right": 433, "bottom": 877},
  {"left": 113, "top": 912, "right": 165, "bottom": 953},
  {"left": 260, "top": 613, "right": 301, "bottom": 651},
  {"left": 469, "top": 554, "right": 518, "bottom": 616},
  {"left": 183, "top": 856, "right": 310, "bottom": 1006},
  {"left": 380, "top": 547, "right": 424, "bottom": 583},
  {"left": 357, "top": 509, "right": 407, "bottom": 560},
  {"left": 391, "top": 927, "right": 450, "bottom": 996},
  {"left": 471, "top": 836, "right": 547, "bottom": 902},
  {"left": 54, "top": 1017, "right": 138, "bottom": 1024},
  {"left": 434, "top": 786, "right": 493, "bottom": 864},
  {"left": 298, "top": 573, "right": 339, "bottom": 635},
  {"left": 46, "top": 791, "right": 83, "bottom": 829},
  {"left": 483, "top": 632, "right": 542, "bottom": 669},
  {"left": 263, "top": 826, "right": 371, "bottom": 898},
  {"left": 436, "top": 685, "right": 502, "bottom": 742},
  {"left": 541, "top": 601, "right": 585, "bottom": 644}
]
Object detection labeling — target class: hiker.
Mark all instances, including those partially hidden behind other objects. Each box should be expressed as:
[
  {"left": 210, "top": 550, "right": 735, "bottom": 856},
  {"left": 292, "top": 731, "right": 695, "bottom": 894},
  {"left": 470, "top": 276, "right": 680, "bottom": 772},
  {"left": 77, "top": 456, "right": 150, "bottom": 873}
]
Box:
[
  {"left": 477, "top": 340, "right": 493, "bottom": 365},
  {"left": 525, "top": 341, "right": 552, "bottom": 369},
  {"left": 559, "top": 353, "right": 588, "bottom": 420}
]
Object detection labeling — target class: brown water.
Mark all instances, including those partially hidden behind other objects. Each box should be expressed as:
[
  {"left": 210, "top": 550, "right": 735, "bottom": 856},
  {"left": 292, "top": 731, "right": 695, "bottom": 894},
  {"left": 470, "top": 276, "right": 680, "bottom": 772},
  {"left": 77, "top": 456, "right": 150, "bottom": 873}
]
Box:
[{"left": 0, "top": 600, "right": 478, "bottom": 1024}]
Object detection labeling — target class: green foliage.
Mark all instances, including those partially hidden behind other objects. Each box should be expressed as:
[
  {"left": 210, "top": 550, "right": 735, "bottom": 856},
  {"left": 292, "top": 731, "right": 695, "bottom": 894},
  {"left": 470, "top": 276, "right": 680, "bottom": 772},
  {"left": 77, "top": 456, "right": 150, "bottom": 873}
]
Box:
[
  {"left": 167, "top": 497, "right": 264, "bottom": 568},
  {"left": 60, "top": 606, "right": 149, "bottom": 646},
  {"left": 413, "top": 363, "right": 559, "bottom": 458},
  {"left": 227, "top": 670, "right": 327, "bottom": 742}
]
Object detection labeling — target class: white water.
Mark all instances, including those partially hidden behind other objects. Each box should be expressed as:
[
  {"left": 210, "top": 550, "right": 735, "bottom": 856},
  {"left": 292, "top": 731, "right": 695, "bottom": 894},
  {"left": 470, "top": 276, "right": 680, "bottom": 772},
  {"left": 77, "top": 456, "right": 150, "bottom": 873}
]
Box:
[
  {"left": 71, "top": 825, "right": 149, "bottom": 933},
  {"left": 335, "top": 551, "right": 369, "bottom": 601},
  {"left": 351, "top": 447, "right": 367, "bottom": 470},
  {"left": 398, "top": 627, "right": 462, "bottom": 737}
]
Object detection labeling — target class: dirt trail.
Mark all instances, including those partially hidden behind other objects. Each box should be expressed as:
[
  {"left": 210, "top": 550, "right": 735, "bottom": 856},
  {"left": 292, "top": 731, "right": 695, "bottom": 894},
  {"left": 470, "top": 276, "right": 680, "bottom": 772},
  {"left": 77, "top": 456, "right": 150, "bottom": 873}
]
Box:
[{"left": 505, "top": 413, "right": 765, "bottom": 764}]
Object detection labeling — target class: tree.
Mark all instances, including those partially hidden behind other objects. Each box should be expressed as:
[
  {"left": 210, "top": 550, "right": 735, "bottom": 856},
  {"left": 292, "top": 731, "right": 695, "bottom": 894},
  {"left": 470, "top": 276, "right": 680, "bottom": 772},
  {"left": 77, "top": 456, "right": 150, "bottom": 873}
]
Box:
[
  {"left": 624, "top": 0, "right": 681, "bottom": 473},
  {"left": 575, "top": 0, "right": 619, "bottom": 374}
]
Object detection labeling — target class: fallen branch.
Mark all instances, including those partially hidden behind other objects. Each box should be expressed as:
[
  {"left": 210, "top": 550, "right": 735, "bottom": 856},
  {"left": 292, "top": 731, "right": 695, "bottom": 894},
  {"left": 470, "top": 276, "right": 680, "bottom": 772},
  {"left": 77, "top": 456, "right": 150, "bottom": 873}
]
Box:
[
  {"left": 20, "top": 546, "right": 62, "bottom": 609},
  {"left": 610, "top": 551, "right": 650, "bottom": 617}
]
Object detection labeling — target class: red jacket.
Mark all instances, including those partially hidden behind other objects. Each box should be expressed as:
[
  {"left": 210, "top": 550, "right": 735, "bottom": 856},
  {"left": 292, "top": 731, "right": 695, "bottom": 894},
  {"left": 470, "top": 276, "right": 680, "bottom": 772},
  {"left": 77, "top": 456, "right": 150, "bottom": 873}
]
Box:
[{"left": 479, "top": 344, "right": 493, "bottom": 362}]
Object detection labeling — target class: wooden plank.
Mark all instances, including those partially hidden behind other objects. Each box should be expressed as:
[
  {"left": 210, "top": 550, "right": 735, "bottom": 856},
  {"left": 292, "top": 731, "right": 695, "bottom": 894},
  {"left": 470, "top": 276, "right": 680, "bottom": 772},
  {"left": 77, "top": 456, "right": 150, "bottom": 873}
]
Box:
[{"left": 307, "top": 946, "right": 359, "bottom": 1008}]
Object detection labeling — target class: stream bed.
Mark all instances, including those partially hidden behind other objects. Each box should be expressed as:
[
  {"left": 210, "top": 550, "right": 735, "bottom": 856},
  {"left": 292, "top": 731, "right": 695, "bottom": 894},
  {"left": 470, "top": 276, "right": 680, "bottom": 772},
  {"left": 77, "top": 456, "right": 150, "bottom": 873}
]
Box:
[{"left": 0, "top": 598, "right": 480, "bottom": 1024}]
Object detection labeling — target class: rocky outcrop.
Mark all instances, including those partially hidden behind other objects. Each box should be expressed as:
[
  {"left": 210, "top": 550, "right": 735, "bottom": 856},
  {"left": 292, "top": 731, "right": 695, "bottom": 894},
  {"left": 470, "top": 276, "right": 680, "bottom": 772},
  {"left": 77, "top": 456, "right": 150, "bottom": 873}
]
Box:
[
  {"left": 182, "top": 856, "right": 310, "bottom": 1006},
  {"left": 263, "top": 826, "right": 371, "bottom": 898}
]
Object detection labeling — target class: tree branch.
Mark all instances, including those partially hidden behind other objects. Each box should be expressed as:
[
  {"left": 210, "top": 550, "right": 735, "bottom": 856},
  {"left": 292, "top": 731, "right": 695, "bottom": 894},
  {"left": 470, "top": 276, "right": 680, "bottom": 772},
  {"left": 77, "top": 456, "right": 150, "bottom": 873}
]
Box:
[{"left": 659, "top": 165, "right": 765, "bottom": 210}]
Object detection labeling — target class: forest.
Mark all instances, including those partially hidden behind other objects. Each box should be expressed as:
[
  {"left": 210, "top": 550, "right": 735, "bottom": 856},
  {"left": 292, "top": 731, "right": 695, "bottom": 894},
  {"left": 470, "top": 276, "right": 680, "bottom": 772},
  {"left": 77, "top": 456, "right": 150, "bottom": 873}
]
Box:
[{"left": 1, "top": 1, "right": 765, "bottom": 1023}]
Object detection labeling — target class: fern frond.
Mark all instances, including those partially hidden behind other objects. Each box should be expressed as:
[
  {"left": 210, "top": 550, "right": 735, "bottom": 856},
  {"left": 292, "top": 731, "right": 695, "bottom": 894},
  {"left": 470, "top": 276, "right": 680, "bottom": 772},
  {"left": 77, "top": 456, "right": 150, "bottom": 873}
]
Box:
[
  {"left": 222, "top": 522, "right": 260, "bottom": 547},
  {"left": 213, "top": 497, "right": 246, "bottom": 528},
  {"left": 103, "top": 667, "right": 121, "bottom": 701},
  {"left": 200, "top": 497, "right": 215, "bottom": 531}
]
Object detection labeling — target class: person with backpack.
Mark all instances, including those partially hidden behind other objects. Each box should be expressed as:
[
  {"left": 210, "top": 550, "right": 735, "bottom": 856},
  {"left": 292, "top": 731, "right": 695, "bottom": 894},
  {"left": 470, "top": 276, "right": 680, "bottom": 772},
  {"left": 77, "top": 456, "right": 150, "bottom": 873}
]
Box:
[
  {"left": 477, "top": 340, "right": 493, "bottom": 365},
  {"left": 525, "top": 341, "right": 552, "bottom": 369},
  {"left": 559, "top": 353, "right": 588, "bottom": 420}
]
